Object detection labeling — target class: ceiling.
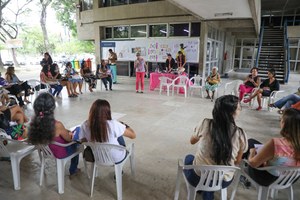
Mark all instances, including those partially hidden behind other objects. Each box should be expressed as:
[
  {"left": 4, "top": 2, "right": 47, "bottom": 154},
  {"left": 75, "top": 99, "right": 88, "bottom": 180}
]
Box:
[
  {"left": 261, "top": 0, "right": 300, "bottom": 16},
  {"left": 167, "top": 0, "right": 300, "bottom": 37}
]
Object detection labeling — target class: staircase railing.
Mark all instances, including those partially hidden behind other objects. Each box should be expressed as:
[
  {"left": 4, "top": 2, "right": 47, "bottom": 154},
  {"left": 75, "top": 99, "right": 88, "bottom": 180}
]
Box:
[
  {"left": 255, "top": 20, "right": 264, "bottom": 67},
  {"left": 284, "top": 20, "right": 290, "bottom": 83}
]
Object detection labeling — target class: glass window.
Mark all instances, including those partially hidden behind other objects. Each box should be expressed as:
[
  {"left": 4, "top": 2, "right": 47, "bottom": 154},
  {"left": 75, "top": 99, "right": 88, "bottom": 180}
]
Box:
[
  {"left": 113, "top": 26, "right": 129, "bottom": 38},
  {"left": 83, "top": 0, "right": 93, "bottom": 10},
  {"left": 105, "top": 27, "right": 112, "bottom": 39},
  {"left": 191, "top": 22, "right": 200, "bottom": 37},
  {"left": 169, "top": 23, "right": 189, "bottom": 37},
  {"left": 131, "top": 25, "right": 147, "bottom": 38},
  {"left": 111, "top": 0, "right": 127, "bottom": 7},
  {"left": 149, "top": 24, "right": 167, "bottom": 37},
  {"left": 130, "top": 0, "right": 147, "bottom": 4}
]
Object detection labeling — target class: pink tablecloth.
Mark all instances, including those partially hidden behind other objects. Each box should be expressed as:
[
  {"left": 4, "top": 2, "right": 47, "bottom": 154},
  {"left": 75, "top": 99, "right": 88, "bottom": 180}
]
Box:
[{"left": 149, "top": 73, "right": 177, "bottom": 91}]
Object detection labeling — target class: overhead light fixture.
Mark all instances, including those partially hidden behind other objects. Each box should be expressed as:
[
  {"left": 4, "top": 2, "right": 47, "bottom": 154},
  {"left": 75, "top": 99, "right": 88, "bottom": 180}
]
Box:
[
  {"left": 159, "top": 30, "right": 167, "bottom": 34},
  {"left": 214, "top": 12, "right": 233, "bottom": 17},
  {"left": 183, "top": 29, "right": 189, "bottom": 33},
  {"left": 138, "top": 30, "right": 147, "bottom": 34}
]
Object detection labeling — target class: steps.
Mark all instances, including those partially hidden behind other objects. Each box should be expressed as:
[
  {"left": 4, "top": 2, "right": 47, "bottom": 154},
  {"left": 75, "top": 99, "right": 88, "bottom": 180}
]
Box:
[{"left": 257, "top": 27, "right": 285, "bottom": 83}]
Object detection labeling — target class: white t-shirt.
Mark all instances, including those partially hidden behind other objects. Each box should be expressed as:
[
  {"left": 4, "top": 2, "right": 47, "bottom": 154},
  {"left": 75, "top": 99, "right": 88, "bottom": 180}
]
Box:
[{"left": 79, "top": 119, "right": 126, "bottom": 162}]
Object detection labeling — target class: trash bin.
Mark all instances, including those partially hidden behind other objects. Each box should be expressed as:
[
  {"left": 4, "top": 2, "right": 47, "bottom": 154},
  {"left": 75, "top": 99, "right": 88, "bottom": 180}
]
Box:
[
  {"left": 86, "top": 58, "right": 92, "bottom": 68},
  {"left": 71, "top": 60, "right": 75, "bottom": 68},
  {"left": 74, "top": 59, "right": 79, "bottom": 70}
]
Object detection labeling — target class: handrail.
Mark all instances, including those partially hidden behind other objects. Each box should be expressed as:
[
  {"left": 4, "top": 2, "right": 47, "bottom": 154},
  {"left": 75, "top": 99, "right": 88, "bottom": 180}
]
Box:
[
  {"left": 284, "top": 20, "right": 290, "bottom": 83},
  {"left": 255, "top": 20, "right": 264, "bottom": 67}
]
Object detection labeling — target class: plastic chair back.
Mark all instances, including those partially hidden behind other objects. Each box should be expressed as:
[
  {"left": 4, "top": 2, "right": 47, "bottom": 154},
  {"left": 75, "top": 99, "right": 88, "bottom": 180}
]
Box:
[
  {"left": 36, "top": 144, "right": 56, "bottom": 159},
  {"left": 224, "top": 80, "right": 243, "bottom": 96}
]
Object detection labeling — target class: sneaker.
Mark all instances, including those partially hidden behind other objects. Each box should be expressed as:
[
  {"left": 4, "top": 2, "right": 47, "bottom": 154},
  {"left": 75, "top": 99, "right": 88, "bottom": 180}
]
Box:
[
  {"left": 240, "top": 175, "right": 251, "bottom": 189},
  {"left": 268, "top": 103, "right": 276, "bottom": 108}
]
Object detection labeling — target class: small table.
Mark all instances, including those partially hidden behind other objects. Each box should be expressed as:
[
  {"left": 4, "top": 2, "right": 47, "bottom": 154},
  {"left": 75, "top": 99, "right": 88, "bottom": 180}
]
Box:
[{"left": 149, "top": 72, "right": 177, "bottom": 91}]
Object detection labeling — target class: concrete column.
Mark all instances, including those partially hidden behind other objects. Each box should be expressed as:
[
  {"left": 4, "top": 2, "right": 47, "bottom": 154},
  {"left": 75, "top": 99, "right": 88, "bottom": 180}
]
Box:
[
  {"left": 199, "top": 22, "right": 208, "bottom": 80},
  {"left": 94, "top": 26, "right": 103, "bottom": 66}
]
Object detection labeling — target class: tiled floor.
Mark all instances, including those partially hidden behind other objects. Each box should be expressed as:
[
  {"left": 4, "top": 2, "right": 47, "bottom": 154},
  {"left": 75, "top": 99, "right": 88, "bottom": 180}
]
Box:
[{"left": 1, "top": 68, "right": 300, "bottom": 200}]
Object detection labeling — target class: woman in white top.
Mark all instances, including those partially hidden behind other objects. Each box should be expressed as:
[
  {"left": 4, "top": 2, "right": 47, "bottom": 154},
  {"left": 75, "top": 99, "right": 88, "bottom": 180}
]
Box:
[
  {"left": 79, "top": 99, "right": 136, "bottom": 162},
  {"left": 185, "top": 95, "right": 248, "bottom": 200}
]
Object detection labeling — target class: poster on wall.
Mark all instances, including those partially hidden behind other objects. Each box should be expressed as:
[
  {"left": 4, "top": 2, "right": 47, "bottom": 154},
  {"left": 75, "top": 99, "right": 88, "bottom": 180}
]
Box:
[{"left": 101, "top": 38, "right": 199, "bottom": 63}]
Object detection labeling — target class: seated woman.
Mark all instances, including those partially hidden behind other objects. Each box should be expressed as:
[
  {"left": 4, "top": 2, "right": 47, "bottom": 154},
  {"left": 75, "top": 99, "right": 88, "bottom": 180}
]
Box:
[
  {"left": 0, "top": 72, "right": 24, "bottom": 107},
  {"left": 239, "top": 67, "right": 260, "bottom": 101},
  {"left": 64, "top": 62, "right": 83, "bottom": 97},
  {"left": 205, "top": 66, "right": 221, "bottom": 101},
  {"left": 5, "top": 66, "right": 33, "bottom": 104},
  {"left": 28, "top": 93, "right": 80, "bottom": 176},
  {"left": 79, "top": 99, "right": 136, "bottom": 163},
  {"left": 97, "top": 60, "right": 113, "bottom": 91},
  {"left": 40, "top": 65, "right": 63, "bottom": 97},
  {"left": 80, "top": 60, "right": 97, "bottom": 92},
  {"left": 0, "top": 91, "right": 28, "bottom": 140},
  {"left": 50, "top": 63, "right": 75, "bottom": 98},
  {"left": 244, "top": 68, "right": 280, "bottom": 111},
  {"left": 165, "top": 53, "right": 176, "bottom": 73},
  {"left": 243, "top": 108, "right": 300, "bottom": 186},
  {"left": 185, "top": 95, "right": 248, "bottom": 200},
  {"left": 269, "top": 88, "right": 300, "bottom": 113}
]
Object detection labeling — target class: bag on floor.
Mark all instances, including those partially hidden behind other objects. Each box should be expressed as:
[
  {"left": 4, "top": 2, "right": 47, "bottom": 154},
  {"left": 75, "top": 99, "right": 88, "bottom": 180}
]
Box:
[{"left": 83, "top": 146, "right": 95, "bottom": 162}]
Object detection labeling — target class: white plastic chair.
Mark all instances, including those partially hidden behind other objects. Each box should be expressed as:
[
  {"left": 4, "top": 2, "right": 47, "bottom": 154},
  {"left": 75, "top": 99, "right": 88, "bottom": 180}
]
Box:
[
  {"left": 172, "top": 76, "right": 189, "bottom": 98},
  {"left": 224, "top": 80, "right": 243, "bottom": 96},
  {"left": 174, "top": 159, "right": 240, "bottom": 200},
  {"left": 36, "top": 141, "right": 83, "bottom": 194},
  {"left": 27, "top": 79, "right": 51, "bottom": 101},
  {"left": 83, "top": 142, "right": 135, "bottom": 199},
  {"left": 262, "top": 90, "right": 285, "bottom": 111},
  {"left": 189, "top": 76, "right": 203, "bottom": 97},
  {"left": 159, "top": 76, "right": 173, "bottom": 96},
  {"left": 241, "top": 160, "right": 300, "bottom": 200},
  {"left": 0, "top": 129, "right": 36, "bottom": 190}
]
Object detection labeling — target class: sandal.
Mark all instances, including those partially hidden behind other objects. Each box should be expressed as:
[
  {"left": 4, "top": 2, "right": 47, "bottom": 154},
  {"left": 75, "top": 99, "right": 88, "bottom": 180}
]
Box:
[
  {"left": 277, "top": 110, "right": 284, "bottom": 115},
  {"left": 268, "top": 103, "right": 276, "bottom": 108}
]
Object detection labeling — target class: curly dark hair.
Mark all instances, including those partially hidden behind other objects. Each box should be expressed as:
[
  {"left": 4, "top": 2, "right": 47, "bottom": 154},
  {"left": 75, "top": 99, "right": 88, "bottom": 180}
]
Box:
[{"left": 28, "top": 93, "right": 56, "bottom": 145}]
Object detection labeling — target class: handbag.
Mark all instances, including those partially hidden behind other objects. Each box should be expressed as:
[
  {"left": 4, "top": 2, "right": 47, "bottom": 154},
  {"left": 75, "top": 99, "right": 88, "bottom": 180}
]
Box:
[
  {"left": 0, "top": 113, "right": 10, "bottom": 129},
  {"left": 83, "top": 146, "right": 95, "bottom": 162}
]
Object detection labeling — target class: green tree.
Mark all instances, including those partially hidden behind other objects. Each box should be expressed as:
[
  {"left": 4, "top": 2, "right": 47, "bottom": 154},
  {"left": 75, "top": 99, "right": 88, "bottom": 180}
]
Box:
[{"left": 52, "top": 0, "right": 77, "bottom": 37}]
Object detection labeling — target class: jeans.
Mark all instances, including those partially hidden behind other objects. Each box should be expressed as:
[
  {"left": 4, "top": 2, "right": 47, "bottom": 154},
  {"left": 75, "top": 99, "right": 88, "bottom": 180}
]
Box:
[
  {"left": 51, "top": 85, "right": 63, "bottom": 96},
  {"left": 101, "top": 76, "right": 112, "bottom": 90},
  {"left": 274, "top": 94, "right": 300, "bottom": 109},
  {"left": 183, "top": 154, "right": 232, "bottom": 200},
  {"left": 66, "top": 143, "right": 79, "bottom": 175}
]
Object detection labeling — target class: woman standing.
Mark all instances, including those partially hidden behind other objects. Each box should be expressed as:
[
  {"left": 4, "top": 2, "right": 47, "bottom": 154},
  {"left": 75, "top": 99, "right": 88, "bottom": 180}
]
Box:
[
  {"left": 134, "top": 53, "right": 148, "bottom": 93},
  {"left": 40, "top": 52, "right": 53, "bottom": 68},
  {"left": 184, "top": 95, "right": 248, "bottom": 200},
  {"left": 239, "top": 67, "right": 260, "bottom": 101},
  {"left": 28, "top": 93, "right": 80, "bottom": 175},
  {"left": 244, "top": 68, "right": 280, "bottom": 110},
  {"left": 204, "top": 67, "right": 221, "bottom": 100},
  {"left": 176, "top": 51, "right": 186, "bottom": 73},
  {"left": 79, "top": 99, "right": 136, "bottom": 162}
]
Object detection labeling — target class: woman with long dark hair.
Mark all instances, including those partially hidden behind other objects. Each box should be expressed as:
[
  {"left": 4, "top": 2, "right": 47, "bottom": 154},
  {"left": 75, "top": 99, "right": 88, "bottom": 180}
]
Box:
[
  {"left": 184, "top": 95, "right": 248, "bottom": 200},
  {"left": 28, "top": 93, "right": 80, "bottom": 175},
  {"left": 79, "top": 99, "right": 136, "bottom": 162}
]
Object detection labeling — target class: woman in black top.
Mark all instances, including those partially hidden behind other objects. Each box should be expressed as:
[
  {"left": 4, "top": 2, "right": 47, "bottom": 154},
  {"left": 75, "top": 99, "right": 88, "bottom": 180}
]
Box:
[
  {"left": 80, "top": 60, "right": 97, "bottom": 92},
  {"left": 244, "top": 68, "right": 280, "bottom": 110},
  {"left": 239, "top": 67, "right": 261, "bottom": 101},
  {"left": 165, "top": 53, "right": 176, "bottom": 73}
]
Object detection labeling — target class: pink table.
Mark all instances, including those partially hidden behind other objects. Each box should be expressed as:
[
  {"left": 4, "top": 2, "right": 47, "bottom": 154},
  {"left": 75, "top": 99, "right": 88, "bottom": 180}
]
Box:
[{"left": 149, "top": 73, "right": 177, "bottom": 91}]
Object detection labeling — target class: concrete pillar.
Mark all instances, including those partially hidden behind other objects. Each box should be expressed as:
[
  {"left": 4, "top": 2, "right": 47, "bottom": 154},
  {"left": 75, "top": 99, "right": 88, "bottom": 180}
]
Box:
[
  {"left": 94, "top": 26, "right": 103, "bottom": 66},
  {"left": 199, "top": 22, "right": 208, "bottom": 80}
]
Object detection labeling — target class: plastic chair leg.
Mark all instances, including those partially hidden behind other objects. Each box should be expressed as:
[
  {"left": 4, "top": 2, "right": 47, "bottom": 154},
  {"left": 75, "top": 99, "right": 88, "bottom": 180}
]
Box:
[
  {"left": 56, "top": 160, "right": 66, "bottom": 194},
  {"left": 129, "top": 144, "right": 135, "bottom": 176},
  {"left": 10, "top": 155, "right": 21, "bottom": 190},
  {"left": 39, "top": 156, "right": 45, "bottom": 186},
  {"left": 221, "top": 188, "right": 227, "bottom": 200},
  {"left": 90, "top": 164, "right": 97, "bottom": 197},
  {"left": 115, "top": 165, "right": 123, "bottom": 200},
  {"left": 258, "top": 186, "right": 269, "bottom": 200},
  {"left": 83, "top": 159, "right": 90, "bottom": 179},
  {"left": 187, "top": 184, "right": 196, "bottom": 200},
  {"left": 288, "top": 186, "right": 294, "bottom": 200},
  {"left": 174, "top": 166, "right": 182, "bottom": 200}
]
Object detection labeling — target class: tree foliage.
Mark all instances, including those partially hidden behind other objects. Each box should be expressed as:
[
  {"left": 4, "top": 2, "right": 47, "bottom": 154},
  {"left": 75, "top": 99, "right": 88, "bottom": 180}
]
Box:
[{"left": 52, "top": 0, "right": 77, "bottom": 37}]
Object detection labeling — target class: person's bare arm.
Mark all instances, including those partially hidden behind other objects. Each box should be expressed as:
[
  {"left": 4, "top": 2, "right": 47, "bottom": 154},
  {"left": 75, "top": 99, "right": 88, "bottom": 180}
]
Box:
[
  {"left": 190, "top": 135, "right": 200, "bottom": 144},
  {"left": 123, "top": 127, "right": 136, "bottom": 139},
  {"left": 248, "top": 139, "right": 274, "bottom": 168},
  {"left": 56, "top": 121, "right": 73, "bottom": 142}
]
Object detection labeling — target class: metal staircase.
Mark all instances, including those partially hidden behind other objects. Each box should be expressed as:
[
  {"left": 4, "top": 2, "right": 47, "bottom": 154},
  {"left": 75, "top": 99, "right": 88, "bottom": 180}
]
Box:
[{"left": 256, "top": 27, "right": 285, "bottom": 83}]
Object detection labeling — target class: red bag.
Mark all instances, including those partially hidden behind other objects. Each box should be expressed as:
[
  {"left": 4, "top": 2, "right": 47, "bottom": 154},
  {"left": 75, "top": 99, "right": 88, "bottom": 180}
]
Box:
[{"left": 291, "top": 101, "right": 300, "bottom": 110}]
